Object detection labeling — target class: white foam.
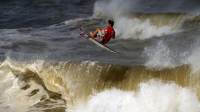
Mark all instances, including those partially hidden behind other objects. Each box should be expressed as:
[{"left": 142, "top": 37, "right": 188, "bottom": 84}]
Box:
[
  {"left": 72, "top": 80, "right": 200, "bottom": 112},
  {"left": 115, "top": 17, "right": 174, "bottom": 40},
  {"left": 64, "top": 17, "right": 93, "bottom": 26}
]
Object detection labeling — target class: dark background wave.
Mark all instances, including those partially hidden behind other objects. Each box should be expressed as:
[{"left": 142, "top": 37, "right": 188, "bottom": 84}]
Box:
[
  {"left": 0, "top": 0, "right": 95, "bottom": 28},
  {"left": 0, "top": 0, "right": 200, "bottom": 29},
  {"left": 130, "top": 0, "right": 200, "bottom": 13}
]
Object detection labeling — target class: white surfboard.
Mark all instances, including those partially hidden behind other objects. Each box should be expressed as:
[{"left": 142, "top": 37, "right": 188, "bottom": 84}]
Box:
[
  {"left": 80, "top": 28, "right": 118, "bottom": 53},
  {"left": 88, "top": 37, "right": 117, "bottom": 53}
]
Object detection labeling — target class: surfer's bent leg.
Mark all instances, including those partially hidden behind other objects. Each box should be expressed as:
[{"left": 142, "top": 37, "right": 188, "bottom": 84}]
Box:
[{"left": 90, "top": 28, "right": 100, "bottom": 38}]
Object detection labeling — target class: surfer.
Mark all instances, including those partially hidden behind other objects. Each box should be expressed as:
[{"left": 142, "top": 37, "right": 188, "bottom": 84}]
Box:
[{"left": 90, "top": 19, "right": 115, "bottom": 45}]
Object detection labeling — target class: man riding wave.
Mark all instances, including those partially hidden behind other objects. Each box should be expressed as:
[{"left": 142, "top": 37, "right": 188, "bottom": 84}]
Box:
[{"left": 90, "top": 20, "right": 115, "bottom": 45}]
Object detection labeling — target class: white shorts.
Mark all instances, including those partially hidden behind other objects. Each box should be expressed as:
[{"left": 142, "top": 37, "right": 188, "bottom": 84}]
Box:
[{"left": 96, "top": 31, "right": 105, "bottom": 42}]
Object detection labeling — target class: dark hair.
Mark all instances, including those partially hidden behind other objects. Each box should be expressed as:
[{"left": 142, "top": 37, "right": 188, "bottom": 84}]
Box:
[{"left": 108, "top": 19, "right": 114, "bottom": 27}]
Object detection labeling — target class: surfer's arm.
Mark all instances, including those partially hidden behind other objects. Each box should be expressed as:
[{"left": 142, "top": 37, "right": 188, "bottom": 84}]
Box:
[
  {"left": 112, "top": 31, "right": 115, "bottom": 39},
  {"left": 112, "top": 34, "right": 115, "bottom": 39}
]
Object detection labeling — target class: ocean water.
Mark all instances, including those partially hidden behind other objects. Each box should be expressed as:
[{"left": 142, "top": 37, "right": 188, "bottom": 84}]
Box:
[{"left": 0, "top": 0, "right": 200, "bottom": 112}]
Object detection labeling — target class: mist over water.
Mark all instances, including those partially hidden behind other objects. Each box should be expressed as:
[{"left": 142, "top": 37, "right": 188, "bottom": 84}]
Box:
[{"left": 144, "top": 40, "right": 174, "bottom": 69}]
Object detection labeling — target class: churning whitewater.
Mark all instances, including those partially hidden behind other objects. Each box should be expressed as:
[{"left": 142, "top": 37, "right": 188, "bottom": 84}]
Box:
[{"left": 0, "top": 0, "right": 200, "bottom": 112}]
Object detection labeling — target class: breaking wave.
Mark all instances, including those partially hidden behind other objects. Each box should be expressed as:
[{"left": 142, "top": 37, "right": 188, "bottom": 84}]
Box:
[
  {"left": 0, "top": 58, "right": 200, "bottom": 111},
  {"left": 93, "top": 0, "right": 200, "bottom": 40}
]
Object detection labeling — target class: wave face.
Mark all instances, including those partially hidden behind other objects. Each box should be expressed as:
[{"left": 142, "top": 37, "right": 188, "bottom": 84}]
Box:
[{"left": 0, "top": 59, "right": 200, "bottom": 111}]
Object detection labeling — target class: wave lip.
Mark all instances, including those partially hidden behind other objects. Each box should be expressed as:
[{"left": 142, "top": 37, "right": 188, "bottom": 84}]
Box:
[{"left": 0, "top": 59, "right": 66, "bottom": 112}]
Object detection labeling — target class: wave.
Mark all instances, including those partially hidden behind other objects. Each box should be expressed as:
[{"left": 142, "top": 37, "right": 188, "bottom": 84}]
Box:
[
  {"left": 93, "top": 0, "right": 200, "bottom": 40},
  {"left": 111, "top": 14, "right": 200, "bottom": 39},
  {"left": 0, "top": 58, "right": 200, "bottom": 111},
  {"left": 61, "top": 14, "right": 200, "bottom": 40}
]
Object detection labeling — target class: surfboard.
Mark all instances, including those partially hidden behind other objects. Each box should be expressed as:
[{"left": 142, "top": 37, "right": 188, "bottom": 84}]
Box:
[{"left": 80, "top": 28, "right": 118, "bottom": 53}]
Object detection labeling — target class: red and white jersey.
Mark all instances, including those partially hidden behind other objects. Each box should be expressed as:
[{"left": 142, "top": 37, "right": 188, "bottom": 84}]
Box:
[{"left": 102, "top": 26, "right": 115, "bottom": 44}]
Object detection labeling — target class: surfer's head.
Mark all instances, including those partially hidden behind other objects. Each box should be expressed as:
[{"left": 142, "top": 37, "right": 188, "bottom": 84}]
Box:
[{"left": 108, "top": 19, "right": 114, "bottom": 27}]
